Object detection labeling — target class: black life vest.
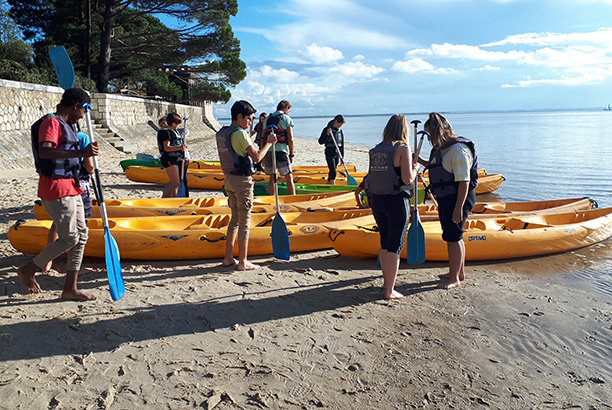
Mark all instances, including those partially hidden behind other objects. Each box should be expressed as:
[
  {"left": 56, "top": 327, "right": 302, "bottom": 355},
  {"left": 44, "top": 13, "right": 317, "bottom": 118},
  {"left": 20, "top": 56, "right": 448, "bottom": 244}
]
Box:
[
  {"left": 31, "top": 114, "right": 80, "bottom": 182},
  {"left": 364, "top": 142, "right": 406, "bottom": 196},
  {"left": 265, "top": 113, "right": 288, "bottom": 144},
  {"left": 427, "top": 136, "right": 478, "bottom": 198},
  {"left": 215, "top": 126, "right": 256, "bottom": 176},
  {"left": 157, "top": 128, "right": 184, "bottom": 158}
]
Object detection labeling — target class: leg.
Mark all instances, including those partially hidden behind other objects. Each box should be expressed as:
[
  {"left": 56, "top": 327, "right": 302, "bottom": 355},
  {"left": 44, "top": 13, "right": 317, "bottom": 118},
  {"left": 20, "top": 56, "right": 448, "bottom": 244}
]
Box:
[
  {"left": 43, "top": 223, "right": 59, "bottom": 272},
  {"left": 61, "top": 197, "right": 96, "bottom": 300},
  {"left": 234, "top": 176, "right": 258, "bottom": 270},
  {"left": 380, "top": 249, "right": 403, "bottom": 299},
  {"left": 162, "top": 164, "right": 181, "bottom": 198},
  {"left": 223, "top": 181, "right": 239, "bottom": 266},
  {"left": 284, "top": 173, "right": 296, "bottom": 195},
  {"left": 17, "top": 261, "right": 42, "bottom": 293},
  {"left": 268, "top": 175, "right": 276, "bottom": 197},
  {"left": 438, "top": 240, "right": 464, "bottom": 289}
]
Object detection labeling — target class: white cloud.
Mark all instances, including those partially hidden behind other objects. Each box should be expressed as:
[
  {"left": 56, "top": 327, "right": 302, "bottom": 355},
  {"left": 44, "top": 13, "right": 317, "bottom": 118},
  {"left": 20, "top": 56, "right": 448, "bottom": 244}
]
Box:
[
  {"left": 483, "top": 27, "right": 612, "bottom": 47},
  {"left": 408, "top": 43, "right": 526, "bottom": 61},
  {"left": 299, "top": 44, "right": 344, "bottom": 63},
  {"left": 392, "top": 58, "right": 456, "bottom": 74},
  {"left": 328, "top": 61, "right": 384, "bottom": 78},
  {"left": 248, "top": 65, "right": 300, "bottom": 83}
]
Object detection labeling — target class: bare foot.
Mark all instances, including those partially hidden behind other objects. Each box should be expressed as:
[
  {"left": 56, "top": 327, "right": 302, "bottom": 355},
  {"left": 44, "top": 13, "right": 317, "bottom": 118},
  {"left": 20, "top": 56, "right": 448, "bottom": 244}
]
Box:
[
  {"left": 437, "top": 280, "right": 461, "bottom": 289},
  {"left": 384, "top": 289, "right": 404, "bottom": 300},
  {"left": 17, "top": 262, "right": 42, "bottom": 293},
  {"left": 61, "top": 290, "right": 97, "bottom": 301},
  {"left": 237, "top": 261, "right": 260, "bottom": 271},
  {"left": 43, "top": 260, "right": 52, "bottom": 273},
  {"left": 222, "top": 258, "right": 238, "bottom": 267},
  {"left": 381, "top": 281, "right": 405, "bottom": 289},
  {"left": 438, "top": 273, "right": 465, "bottom": 281}
]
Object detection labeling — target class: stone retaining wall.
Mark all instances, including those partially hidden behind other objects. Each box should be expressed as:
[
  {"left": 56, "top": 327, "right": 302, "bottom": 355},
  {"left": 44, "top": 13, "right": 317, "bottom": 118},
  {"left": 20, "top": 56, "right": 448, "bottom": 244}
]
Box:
[{"left": 0, "top": 78, "right": 221, "bottom": 170}]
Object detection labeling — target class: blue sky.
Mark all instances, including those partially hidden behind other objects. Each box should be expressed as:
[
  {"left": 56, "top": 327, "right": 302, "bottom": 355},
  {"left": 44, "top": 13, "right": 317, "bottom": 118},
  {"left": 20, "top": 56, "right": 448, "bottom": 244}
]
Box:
[{"left": 214, "top": 0, "right": 612, "bottom": 118}]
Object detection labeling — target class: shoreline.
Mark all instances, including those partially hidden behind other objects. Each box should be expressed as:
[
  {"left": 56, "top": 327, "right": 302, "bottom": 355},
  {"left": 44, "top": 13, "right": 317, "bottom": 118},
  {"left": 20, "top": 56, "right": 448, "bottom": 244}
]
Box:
[{"left": 0, "top": 136, "right": 610, "bottom": 409}]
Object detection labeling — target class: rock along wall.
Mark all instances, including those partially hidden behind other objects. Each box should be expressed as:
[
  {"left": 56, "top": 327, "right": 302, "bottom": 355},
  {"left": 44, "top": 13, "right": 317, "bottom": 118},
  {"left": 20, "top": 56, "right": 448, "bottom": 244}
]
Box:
[{"left": 0, "top": 78, "right": 221, "bottom": 170}]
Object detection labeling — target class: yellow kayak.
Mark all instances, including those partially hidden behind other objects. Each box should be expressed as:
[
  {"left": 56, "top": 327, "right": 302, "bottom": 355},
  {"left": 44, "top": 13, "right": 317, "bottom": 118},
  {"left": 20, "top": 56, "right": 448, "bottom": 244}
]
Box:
[
  {"left": 9, "top": 210, "right": 373, "bottom": 260},
  {"left": 328, "top": 206, "right": 612, "bottom": 261},
  {"left": 33, "top": 191, "right": 359, "bottom": 219}
]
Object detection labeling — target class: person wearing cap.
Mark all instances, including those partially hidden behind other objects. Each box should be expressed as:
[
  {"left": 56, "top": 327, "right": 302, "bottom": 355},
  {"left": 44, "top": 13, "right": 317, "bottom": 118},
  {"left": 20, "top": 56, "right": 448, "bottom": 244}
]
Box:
[{"left": 318, "top": 114, "right": 346, "bottom": 184}]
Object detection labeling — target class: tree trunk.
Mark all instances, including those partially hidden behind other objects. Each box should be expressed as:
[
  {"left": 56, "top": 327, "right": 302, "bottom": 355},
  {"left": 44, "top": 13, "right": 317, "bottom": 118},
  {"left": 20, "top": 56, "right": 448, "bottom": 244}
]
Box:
[{"left": 97, "top": 0, "right": 115, "bottom": 93}]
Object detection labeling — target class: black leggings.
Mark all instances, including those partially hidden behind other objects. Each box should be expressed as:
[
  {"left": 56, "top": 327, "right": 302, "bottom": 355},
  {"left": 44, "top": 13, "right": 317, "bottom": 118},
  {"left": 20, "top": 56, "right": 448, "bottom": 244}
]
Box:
[
  {"left": 371, "top": 194, "right": 410, "bottom": 254},
  {"left": 325, "top": 147, "right": 340, "bottom": 180}
]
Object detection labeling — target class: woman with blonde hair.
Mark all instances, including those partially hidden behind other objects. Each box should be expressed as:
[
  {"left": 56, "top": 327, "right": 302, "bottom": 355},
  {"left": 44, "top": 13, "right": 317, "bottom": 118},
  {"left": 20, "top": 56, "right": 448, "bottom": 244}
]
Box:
[
  {"left": 364, "top": 114, "right": 419, "bottom": 299},
  {"left": 417, "top": 112, "right": 478, "bottom": 289}
]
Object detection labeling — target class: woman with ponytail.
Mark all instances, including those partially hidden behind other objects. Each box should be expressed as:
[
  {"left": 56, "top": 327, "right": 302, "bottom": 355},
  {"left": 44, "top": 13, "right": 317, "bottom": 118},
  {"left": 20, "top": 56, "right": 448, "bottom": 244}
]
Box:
[{"left": 416, "top": 113, "right": 478, "bottom": 289}]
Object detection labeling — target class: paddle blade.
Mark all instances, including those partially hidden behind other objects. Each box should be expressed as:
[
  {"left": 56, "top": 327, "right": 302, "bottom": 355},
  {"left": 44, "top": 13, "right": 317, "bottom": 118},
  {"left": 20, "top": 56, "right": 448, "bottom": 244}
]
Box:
[
  {"left": 406, "top": 211, "right": 426, "bottom": 264},
  {"left": 48, "top": 46, "right": 75, "bottom": 90},
  {"left": 271, "top": 213, "right": 290, "bottom": 260},
  {"left": 177, "top": 180, "right": 187, "bottom": 197},
  {"left": 104, "top": 228, "right": 125, "bottom": 301},
  {"left": 347, "top": 174, "right": 358, "bottom": 186}
]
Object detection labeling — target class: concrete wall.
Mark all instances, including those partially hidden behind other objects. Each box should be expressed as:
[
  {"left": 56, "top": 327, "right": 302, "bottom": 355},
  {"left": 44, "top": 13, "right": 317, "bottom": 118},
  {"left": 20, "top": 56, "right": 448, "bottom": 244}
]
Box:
[{"left": 0, "top": 78, "right": 220, "bottom": 170}]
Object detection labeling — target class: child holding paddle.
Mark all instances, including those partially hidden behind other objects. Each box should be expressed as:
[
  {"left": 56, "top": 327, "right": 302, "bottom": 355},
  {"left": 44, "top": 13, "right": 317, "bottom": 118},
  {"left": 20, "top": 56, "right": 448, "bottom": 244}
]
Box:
[
  {"left": 216, "top": 100, "right": 276, "bottom": 270},
  {"left": 417, "top": 112, "right": 478, "bottom": 289},
  {"left": 364, "top": 114, "right": 419, "bottom": 300},
  {"left": 157, "top": 112, "right": 186, "bottom": 198},
  {"left": 318, "top": 114, "right": 346, "bottom": 185},
  {"left": 17, "top": 88, "right": 99, "bottom": 300}
]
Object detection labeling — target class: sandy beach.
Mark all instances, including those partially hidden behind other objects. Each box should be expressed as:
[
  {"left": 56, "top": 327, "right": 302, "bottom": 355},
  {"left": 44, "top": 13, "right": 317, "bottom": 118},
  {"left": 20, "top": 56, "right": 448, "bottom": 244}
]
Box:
[{"left": 1, "top": 135, "right": 611, "bottom": 409}]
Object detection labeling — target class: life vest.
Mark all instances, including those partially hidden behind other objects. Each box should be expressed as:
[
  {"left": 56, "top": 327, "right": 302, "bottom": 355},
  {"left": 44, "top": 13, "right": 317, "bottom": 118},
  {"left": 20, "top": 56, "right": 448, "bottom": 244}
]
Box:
[
  {"left": 215, "top": 126, "right": 255, "bottom": 176},
  {"left": 31, "top": 114, "right": 80, "bottom": 181},
  {"left": 157, "top": 129, "right": 184, "bottom": 158},
  {"left": 427, "top": 136, "right": 479, "bottom": 198},
  {"left": 321, "top": 127, "right": 344, "bottom": 150},
  {"left": 364, "top": 143, "right": 408, "bottom": 196},
  {"left": 265, "top": 113, "right": 288, "bottom": 144}
]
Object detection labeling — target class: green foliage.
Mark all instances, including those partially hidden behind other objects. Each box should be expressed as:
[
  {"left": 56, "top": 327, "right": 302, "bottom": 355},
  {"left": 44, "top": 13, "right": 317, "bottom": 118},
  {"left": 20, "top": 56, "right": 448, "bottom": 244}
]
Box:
[
  {"left": 5, "top": 0, "right": 245, "bottom": 103},
  {"left": 0, "top": 58, "right": 54, "bottom": 84},
  {"left": 0, "top": 40, "right": 32, "bottom": 63}
]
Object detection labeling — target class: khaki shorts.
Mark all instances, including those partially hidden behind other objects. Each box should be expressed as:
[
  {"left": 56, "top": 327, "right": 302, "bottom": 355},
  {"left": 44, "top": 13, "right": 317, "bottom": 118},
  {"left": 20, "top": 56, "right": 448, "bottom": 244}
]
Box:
[{"left": 263, "top": 150, "right": 293, "bottom": 176}]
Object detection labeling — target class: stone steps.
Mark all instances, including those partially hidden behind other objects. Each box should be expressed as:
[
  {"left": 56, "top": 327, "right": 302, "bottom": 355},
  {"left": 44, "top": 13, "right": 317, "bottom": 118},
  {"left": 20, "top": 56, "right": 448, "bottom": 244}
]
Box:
[{"left": 91, "top": 120, "right": 138, "bottom": 153}]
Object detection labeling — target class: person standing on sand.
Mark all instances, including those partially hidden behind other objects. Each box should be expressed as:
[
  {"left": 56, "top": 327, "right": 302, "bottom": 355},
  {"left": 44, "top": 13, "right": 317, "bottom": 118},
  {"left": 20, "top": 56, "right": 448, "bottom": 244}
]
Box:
[
  {"left": 416, "top": 112, "right": 478, "bottom": 289},
  {"left": 157, "top": 112, "right": 186, "bottom": 198},
  {"left": 216, "top": 100, "right": 276, "bottom": 270},
  {"left": 263, "top": 100, "right": 296, "bottom": 195},
  {"left": 364, "top": 114, "right": 419, "bottom": 299},
  {"left": 43, "top": 131, "right": 96, "bottom": 273},
  {"left": 17, "top": 88, "right": 99, "bottom": 301},
  {"left": 318, "top": 114, "right": 346, "bottom": 185}
]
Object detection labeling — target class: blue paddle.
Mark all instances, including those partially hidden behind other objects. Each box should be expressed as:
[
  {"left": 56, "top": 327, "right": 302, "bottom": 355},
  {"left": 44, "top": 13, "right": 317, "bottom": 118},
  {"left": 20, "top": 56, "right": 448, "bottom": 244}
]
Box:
[
  {"left": 269, "top": 126, "right": 290, "bottom": 260},
  {"left": 48, "top": 46, "right": 125, "bottom": 300},
  {"left": 49, "top": 46, "right": 75, "bottom": 90},
  {"left": 329, "top": 128, "right": 358, "bottom": 186},
  {"left": 83, "top": 103, "right": 125, "bottom": 300},
  {"left": 406, "top": 129, "right": 427, "bottom": 265}
]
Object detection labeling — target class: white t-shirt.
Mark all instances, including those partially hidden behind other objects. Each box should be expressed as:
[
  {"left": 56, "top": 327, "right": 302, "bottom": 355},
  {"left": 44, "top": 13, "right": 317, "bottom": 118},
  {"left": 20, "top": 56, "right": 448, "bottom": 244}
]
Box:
[{"left": 441, "top": 143, "right": 473, "bottom": 182}]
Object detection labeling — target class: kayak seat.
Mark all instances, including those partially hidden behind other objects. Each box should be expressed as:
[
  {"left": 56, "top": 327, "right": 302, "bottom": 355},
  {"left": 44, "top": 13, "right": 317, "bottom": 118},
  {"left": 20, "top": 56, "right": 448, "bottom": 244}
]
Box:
[{"left": 503, "top": 218, "right": 552, "bottom": 231}]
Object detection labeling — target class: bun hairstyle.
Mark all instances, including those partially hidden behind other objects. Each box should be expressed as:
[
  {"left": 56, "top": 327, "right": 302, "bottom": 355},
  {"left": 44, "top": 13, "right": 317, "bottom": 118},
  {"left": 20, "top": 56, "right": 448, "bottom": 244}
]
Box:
[{"left": 424, "top": 112, "right": 455, "bottom": 147}]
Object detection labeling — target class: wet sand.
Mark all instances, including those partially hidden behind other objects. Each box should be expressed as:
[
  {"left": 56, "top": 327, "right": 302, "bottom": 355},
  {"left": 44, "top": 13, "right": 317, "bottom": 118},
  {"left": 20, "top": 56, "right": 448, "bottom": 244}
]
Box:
[{"left": 0, "top": 137, "right": 610, "bottom": 409}]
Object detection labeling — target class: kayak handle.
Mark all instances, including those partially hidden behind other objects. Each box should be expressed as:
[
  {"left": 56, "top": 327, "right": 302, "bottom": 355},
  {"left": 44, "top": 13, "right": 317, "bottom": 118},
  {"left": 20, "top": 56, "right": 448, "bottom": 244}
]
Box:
[{"left": 199, "top": 235, "right": 227, "bottom": 242}]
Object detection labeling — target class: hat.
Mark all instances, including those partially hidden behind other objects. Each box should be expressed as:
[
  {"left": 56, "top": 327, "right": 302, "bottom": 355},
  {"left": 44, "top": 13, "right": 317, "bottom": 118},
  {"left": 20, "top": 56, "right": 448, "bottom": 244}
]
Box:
[{"left": 334, "top": 114, "right": 345, "bottom": 123}]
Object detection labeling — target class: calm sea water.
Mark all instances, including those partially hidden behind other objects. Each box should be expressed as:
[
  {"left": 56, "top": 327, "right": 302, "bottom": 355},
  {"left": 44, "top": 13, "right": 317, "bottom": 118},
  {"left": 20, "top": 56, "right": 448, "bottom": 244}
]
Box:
[
  {"left": 295, "top": 110, "right": 612, "bottom": 299},
  {"left": 294, "top": 110, "right": 612, "bottom": 208}
]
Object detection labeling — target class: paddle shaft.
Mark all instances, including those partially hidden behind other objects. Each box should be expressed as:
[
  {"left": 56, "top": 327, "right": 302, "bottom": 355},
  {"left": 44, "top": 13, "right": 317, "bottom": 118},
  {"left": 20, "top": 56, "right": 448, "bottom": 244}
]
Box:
[{"left": 83, "top": 104, "right": 112, "bottom": 228}]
